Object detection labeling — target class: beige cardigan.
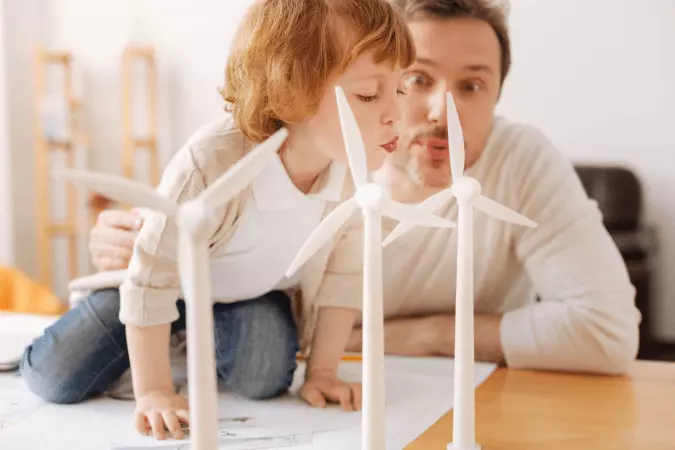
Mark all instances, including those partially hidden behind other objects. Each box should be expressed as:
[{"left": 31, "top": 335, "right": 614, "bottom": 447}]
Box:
[{"left": 117, "top": 115, "right": 361, "bottom": 350}]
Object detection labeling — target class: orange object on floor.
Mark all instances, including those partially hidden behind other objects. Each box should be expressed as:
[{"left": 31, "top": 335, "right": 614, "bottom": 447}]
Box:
[{"left": 0, "top": 266, "right": 67, "bottom": 315}]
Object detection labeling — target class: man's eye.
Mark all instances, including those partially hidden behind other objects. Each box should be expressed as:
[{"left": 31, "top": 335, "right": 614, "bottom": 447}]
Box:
[
  {"left": 357, "top": 95, "right": 379, "bottom": 103},
  {"left": 462, "top": 81, "right": 481, "bottom": 93},
  {"left": 403, "top": 72, "right": 432, "bottom": 88}
]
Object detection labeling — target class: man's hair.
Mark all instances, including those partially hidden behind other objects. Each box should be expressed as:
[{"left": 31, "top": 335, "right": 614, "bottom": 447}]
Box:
[
  {"left": 221, "top": 0, "right": 416, "bottom": 142},
  {"left": 392, "top": 0, "right": 511, "bottom": 85}
]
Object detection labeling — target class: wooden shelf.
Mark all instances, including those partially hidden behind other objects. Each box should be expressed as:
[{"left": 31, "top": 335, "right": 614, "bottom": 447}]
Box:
[
  {"left": 131, "top": 137, "right": 156, "bottom": 148},
  {"left": 46, "top": 223, "right": 77, "bottom": 235},
  {"left": 122, "top": 44, "right": 159, "bottom": 185},
  {"left": 34, "top": 47, "right": 82, "bottom": 290},
  {"left": 45, "top": 140, "right": 73, "bottom": 150}
]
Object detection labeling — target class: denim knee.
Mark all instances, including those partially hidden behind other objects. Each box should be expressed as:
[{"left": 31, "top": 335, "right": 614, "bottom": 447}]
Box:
[
  {"left": 20, "top": 288, "right": 128, "bottom": 404},
  {"left": 231, "top": 375, "right": 295, "bottom": 400},
  {"left": 216, "top": 292, "right": 299, "bottom": 399}
]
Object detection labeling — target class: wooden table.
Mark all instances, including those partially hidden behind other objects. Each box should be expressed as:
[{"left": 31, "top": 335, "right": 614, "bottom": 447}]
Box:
[{"left": 408, "top": 361, "right": 675, "bottom": 450}]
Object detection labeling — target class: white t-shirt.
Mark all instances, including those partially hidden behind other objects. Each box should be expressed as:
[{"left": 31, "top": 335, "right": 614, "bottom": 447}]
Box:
[{"left": 209, "top": 154, "right": 346, "bottom": 301}]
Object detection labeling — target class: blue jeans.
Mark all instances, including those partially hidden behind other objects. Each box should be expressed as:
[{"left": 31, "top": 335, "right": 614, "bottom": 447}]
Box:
[{"left": 20, "top": 288, "right": 299, "bottom": 404}]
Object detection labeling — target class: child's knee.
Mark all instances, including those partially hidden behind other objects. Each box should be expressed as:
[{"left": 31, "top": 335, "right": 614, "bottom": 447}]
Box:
[
  {"left": 229, "top": 370, "right": 295, "bottom": 400},
  {"left": 19, "top": 288, "right": 125, "bottom": 404},
  {"left": 237, "top": 292, "right": 298, "bottom": 348},
  {"left": 225, "top": 333, "right": 297, "bottom": 399},
  {"left": 85, "top": 288, "right": 122, "bottom": 329},
  {"left": 20, "top": 358, "right": 88, "bottom": 404}
]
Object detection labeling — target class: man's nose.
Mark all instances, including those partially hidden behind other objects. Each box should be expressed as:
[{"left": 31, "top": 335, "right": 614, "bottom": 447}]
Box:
[{"left": 427, "top": 86, "right": 447, "bottom": 125}]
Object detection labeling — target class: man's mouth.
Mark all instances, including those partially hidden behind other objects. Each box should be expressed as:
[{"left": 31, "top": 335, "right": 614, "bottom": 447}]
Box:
[
  {"left": 381, "top": 137, "right": 399, "bottom": 153},
  {"left": 423, "top": 138, "right": 449, "bottom": 161}
]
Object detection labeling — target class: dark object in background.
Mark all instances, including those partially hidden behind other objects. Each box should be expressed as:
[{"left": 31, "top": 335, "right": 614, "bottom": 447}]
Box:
[{"left": 574, "top": 164, "right": 659, "bottom": 360}]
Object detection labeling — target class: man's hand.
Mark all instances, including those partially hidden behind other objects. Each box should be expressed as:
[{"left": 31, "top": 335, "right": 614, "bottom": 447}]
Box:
[
  {"left": 90, "top": 209, "right": 143, "bottom": 272},
  {"left": 299, "top": 371, "right": 362, "bottom": 412}
]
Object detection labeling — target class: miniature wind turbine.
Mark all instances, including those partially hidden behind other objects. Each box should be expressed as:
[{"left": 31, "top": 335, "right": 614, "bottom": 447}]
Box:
[
  {"left": 286, "top": 86, "right": 455, "bottom": 450},
  {"left": 58, "top": 128, "right": 289, "bottom": 450},
  {"left": 383, "top": 92, "right": 537, "bottom": 450}
]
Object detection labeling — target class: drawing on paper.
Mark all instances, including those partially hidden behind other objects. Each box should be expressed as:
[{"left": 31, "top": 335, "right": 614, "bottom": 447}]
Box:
[
  {"left": 178, "top": 417, "right": 255, "bottom": 436},
  {"left": 227, "top": 417, "right": 251, "bottom": 424},
  {"left": 111, "top": 432, "right": 312, "bottom": 450},
  {"left": 111, "top": 413, "right": 313, "bottom": 450}
]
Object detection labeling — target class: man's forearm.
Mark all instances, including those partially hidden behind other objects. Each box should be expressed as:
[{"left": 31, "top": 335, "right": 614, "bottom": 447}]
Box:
[
  {"left": 347, "top": 313, "right": 505, "bottom": 364},
  {"left": 410, "top": 313, "right": 505, "bottom": 363}
]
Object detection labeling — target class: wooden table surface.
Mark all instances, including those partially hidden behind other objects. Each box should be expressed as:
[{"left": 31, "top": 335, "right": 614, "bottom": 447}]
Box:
[{"left": 407, "top": 361, "right": 675, "bottom": 450}]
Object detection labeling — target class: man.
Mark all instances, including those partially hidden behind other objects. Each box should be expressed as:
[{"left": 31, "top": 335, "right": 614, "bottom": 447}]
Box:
[
  {"left": 340, "top": 0, "right": 640, "bottom": 374},
  {"left": 72, "top": 0, "right": 639, "bottom": 375}
]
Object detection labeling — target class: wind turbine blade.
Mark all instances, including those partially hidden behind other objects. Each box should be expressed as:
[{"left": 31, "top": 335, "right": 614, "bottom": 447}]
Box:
[
  {"left": 199, "top": 127, "right": 288, "bottom": 211},
  {"left": 336, "top": 86, "right": 368, "bottom": 187},
  {"left": 381, "top": 189, "right": 455, "bottom": 247},
  {"left": 420, "top": 188, "right": 456, "bottom": 212},
  {"left": 286, "top": 197, "right": 359, "bottom": 277},
  {"left": 382, "top": 200, "right": 455, "bottom": 229},
  {"left": 58, "top": 169, "right": 177, "bottom": 217},
  {"left": 446, "top": 92, "right": 465, "bottom": 181},
  {"left": 381, "top": 222, "right": 413, "bottom": 248},
  {"left": 473, "top": 195, "right": 538, "bottom": 228}
]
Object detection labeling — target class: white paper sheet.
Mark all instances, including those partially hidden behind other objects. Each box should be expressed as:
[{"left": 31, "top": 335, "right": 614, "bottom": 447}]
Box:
[
  {"left": 111, "top": 431, "right": 313, "bottom": 450},
  {"left": 289, "top": 357, "right": 497, "bottom": 450},
  {"left": 0, "top": 313, "right": 59, "bottom": 371},
  {"left": 0, "top": 386, "right": 46, "bottom": 431},
  {"left": 0, "top": 357, "right": 496, "bottom": 450}
]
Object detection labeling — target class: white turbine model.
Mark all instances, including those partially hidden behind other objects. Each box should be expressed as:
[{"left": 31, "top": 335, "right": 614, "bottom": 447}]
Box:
[
  {"left": 383, "top": 93, "right": 537, "bottom": 450},
  {"left": 58, "top": 128, "right": 289, "bottom": 450},
  {"left": 286, "top": 86, "right": 455, "bottom": 450}
]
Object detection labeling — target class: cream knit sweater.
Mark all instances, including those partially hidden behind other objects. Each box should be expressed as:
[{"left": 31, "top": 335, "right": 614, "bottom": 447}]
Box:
[{"left": 316, "top": 116, "right": 641, "bottom": 374}]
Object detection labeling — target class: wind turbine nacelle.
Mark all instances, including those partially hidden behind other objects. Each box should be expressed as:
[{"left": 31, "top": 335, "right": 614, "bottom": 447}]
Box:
[
  {"left": 356, "top": 184, "right": 386, "bottom": 211},
  {"left": 451, "top": 177, "right": 481, "bottom": 202},
  {"left": 177, "top": 201, "right": 217, "bottom": 241}
]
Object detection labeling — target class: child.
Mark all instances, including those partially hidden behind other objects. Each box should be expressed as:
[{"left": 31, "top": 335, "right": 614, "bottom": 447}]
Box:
[{"left": 20, "top": 0, "right": 414, "bottom": 441}]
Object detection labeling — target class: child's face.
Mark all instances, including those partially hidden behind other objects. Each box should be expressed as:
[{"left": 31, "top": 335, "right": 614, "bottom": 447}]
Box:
[{"left": 305, "top": 49, "right": 405, "bottom": 173}]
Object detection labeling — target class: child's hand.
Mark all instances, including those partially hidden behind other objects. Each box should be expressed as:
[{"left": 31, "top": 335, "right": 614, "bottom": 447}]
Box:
[
  {"left": 299, "top": 371, "right": 362, "bottom": 412},
  {"left": 134, "top": 390, "right": 190, "bottom": 440}
]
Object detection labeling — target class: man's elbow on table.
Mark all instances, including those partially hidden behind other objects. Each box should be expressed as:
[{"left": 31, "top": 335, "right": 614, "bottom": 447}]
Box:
[
  {"left": 585, "top": 303, "right": 641, "bottom": 375},
  {"left": 502, "top": 293, "right": 641, "bottom": 375},
  {"left": 566, "top": 296, "right": 641, "bottom": 375}
]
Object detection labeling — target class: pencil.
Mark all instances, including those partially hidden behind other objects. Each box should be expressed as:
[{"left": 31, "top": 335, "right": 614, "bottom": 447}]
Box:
[{"left": 296, "top": 353, "right": 362, "bottom": 362}]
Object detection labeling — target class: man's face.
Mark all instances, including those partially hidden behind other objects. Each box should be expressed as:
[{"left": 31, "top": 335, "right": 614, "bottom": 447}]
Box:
[{"left": 394, "top": 18, "right": 503, "bottom": 188}]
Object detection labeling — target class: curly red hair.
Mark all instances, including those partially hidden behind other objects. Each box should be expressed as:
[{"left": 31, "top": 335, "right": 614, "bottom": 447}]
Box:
[{"left": 221, "top": 0, "right": 416, "bottom": 142}]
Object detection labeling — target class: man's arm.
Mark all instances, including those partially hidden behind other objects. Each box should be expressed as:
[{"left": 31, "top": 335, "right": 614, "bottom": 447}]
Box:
[
  {"left": 347, "top": 133, "right": 639, "bottom": 375},
  {"left": 498, "top": 132, "right": 639, "bottom": 374},
  {"left": 346, "top": 313, "right": 505, "bottom": 364}
]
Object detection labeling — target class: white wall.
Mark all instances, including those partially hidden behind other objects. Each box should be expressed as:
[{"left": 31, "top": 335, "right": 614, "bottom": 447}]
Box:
[
  {"left": 43, "top": 0, "right": 253, "bottom": 174},
  {"left": 5, "top": 0, "right": 251, "bottom": 294},
  {"left": 4, "top": 0, "right": 47, "bottom": 273},
  {"left": 5, "top": 0, "right": 675, "bottom": 339},
  {"left": 0, "top": 0, "right": 14, "bottom": 265},
  {"left": 498, "top": 0, "right": 675, "bottom": 340}
]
